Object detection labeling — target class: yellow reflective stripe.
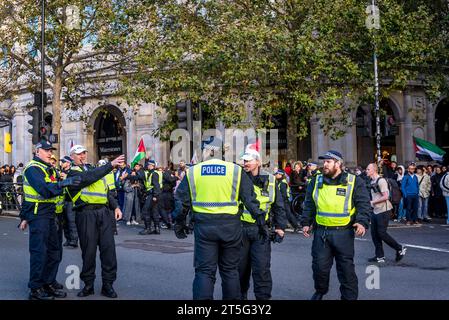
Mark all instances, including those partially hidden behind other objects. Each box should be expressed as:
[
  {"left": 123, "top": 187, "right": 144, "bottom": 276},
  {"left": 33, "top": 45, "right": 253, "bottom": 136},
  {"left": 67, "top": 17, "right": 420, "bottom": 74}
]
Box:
[
  {"left": 192, "top": 201, "right": 238, "bottom": 207},
  {"left": 81, "top": 191, "right": 108, "bottom": 198},
  {"left": 344, "top": 174, "right": 355, "bottom": 215}
]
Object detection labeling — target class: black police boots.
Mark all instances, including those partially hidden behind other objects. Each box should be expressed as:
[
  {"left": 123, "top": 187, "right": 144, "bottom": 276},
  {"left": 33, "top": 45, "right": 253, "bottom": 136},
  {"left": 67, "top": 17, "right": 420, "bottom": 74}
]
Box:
[
  {"left": 139, "top": 221, "right": 152, "bottom": 235},
  {"left": 139, "top": 228, "right": 152, "bottom": 235},
  {"left": 101, "top": 283, "right": 117, "bottom": 298},
  {"left": 29, "top": 288, "right": 54, "bottom": 300},
  {"left": 77, "top": 284, "right": 95, "bottom": 297},
  {"left": 151, "top": 224, "right": 160, "bottom": 235},
  {"left": 44, "top": 284, "right": 67, "bottom": 298},
  {"left": 50, "top": 281, "right": 64, "bottom": 290},
  {"left": 63, "top": 240, "right": 78, "bottom": 248},
  {"left": 310, "top": 292, "right": 324, "bottom": 300}
]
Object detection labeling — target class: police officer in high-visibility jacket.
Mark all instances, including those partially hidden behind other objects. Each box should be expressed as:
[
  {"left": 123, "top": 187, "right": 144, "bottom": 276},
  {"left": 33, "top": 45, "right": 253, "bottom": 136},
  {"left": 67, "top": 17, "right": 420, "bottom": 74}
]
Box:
[
  {"left": 19, "top": 140, "right": 82, "bottom": 300},
  {"left": 139, "top": 160, "right": 162, "bottom": 235},
  {"left": 239, "top": 150, "right": 287, "bottom": 300},
  {"left": 301, "top": 150, "right": 371, "bottom": 300},
  {"left": 175, "top": 157, "right": 265, "bottom": 300},
  {"left": 65, "top": 145, "right": 125, "bottom": 299},
  {"left": 275, "top": 169, "right": 301, "bottom": 233},
  {"left": 59, "top": 156, "right": 78, "bottom": 248},
  {"left": 305, "top": 162, "right": 320, "bottom": 185},
  {"left": 98, "top": 159, "right": 119, "bottom": 235}
]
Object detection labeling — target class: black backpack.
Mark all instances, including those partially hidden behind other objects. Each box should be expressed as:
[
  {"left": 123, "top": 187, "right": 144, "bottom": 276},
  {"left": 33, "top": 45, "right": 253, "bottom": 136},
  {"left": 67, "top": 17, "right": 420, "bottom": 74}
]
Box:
[{"left": 373, "top": 177, "right": 402, "bottom": 205}]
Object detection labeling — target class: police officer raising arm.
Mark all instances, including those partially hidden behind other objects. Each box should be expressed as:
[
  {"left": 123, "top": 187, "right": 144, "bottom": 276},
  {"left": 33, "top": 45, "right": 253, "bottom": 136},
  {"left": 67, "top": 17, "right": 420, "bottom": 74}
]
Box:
[
  {"left": 174, "top": 154, "right": 265, "bottom": 300},
  {"left": 65, "top": 145, "right": 125, "bottom": 299},
  {"left": 301, "top": 150, "right": 371, "bottom": 300},
  {"left": 19, "top": 140, "right": 82, "bottom": 300}
]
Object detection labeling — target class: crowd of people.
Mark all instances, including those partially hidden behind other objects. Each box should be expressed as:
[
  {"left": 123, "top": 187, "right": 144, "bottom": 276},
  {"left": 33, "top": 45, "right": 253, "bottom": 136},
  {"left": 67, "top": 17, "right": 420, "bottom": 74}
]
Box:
[
  {"left": 3, "top": 157, "right": 449, "bottom": 229},
  {"left": 9, "top": 141, "right": 449, "bottom": 300}
]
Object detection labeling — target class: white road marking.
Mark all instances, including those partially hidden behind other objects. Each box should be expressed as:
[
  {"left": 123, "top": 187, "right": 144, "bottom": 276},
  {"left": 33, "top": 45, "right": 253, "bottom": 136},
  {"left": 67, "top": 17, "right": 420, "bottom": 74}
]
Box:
[{"left": 356, "top": 238, "right": 449, "bottom": 253}]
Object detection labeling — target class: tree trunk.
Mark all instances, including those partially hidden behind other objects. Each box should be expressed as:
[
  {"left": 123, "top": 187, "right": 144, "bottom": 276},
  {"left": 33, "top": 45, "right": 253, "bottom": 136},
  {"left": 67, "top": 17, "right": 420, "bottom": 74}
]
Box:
[{"left": 52, "top": 66, "right": 63, "bottom": 160}]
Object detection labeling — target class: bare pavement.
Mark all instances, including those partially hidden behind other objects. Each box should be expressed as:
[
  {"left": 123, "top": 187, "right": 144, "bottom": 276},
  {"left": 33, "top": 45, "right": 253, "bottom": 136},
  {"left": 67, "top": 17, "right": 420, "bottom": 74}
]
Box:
[{"left": 1, "top": 214, "right": 449, "bottom": 300}]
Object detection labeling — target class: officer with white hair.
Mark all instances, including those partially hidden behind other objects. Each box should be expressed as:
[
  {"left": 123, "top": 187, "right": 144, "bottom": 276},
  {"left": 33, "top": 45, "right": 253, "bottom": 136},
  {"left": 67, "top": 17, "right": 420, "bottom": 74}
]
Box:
[{"left": 66, "top": 145, "right": 125, "bottom": 298}]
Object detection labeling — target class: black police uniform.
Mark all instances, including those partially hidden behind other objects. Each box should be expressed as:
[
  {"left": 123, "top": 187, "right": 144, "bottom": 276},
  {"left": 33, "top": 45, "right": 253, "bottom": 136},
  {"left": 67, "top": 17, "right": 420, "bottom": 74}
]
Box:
[
  {"left": 239, "top": 171, "right": 287, "bottom": 300},
  {"left": 20, "top": 156, "right": 68, "bottom": 299},
  {"left": 175, "top": 163, "right": 264, "bottom": 300},
  {"left": 278, "top": 178, "right": 300, "bottom": 231},
  {"left": 302, "top": 171, "right": 371, "bottom": 300},
  {"left": 66, "top": 162, "right": 119, "bottom": 297},
  {"left": 140, "top": 169, "right": 161, "bottom": 234}
]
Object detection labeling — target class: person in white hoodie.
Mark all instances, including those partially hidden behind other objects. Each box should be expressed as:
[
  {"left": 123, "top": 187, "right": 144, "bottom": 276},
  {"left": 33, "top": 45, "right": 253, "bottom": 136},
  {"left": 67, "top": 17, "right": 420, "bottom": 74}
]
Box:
[{"left": 439, "top": 171, "right": 449, "bottom": 225}]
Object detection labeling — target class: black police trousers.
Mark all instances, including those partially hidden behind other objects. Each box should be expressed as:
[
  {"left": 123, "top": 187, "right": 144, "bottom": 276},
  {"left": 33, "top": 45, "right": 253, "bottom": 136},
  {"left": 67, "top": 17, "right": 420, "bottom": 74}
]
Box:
[
  {"left": 193, "top": 218, "right": 242, "bottom": 300},
  {"left": 312, "top": 227, "right": 358, "bottom": 300},
  {"left": 28, "top": 216, "right": 63, "bottom": 289},
  {"left": 62, "top": 201, "right": 78, "bottom": 243},
  {"left": 239, "top": 224, "right": 272, "bottom": 300},
  {"left": 75, "top": 206, "right": 117, "bottom": 285},
  {"left": 141, "top": 194, "right": 160, "bottom": 228}
]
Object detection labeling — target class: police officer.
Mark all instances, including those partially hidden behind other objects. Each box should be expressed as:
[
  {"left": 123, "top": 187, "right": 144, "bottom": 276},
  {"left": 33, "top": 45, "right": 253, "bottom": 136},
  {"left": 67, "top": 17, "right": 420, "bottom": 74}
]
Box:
[
  {"left": 275, "top": 168, "right": 301, "bottom": 233},
  {"left": 301, "top": 150, "right": 371, "bottom": 300},
  {"left": 139, "top": 160, "right": 162, "bottom": 235},
  {"left": 59, "top": 156, "right": 78, "bottom": 248},
  {"left": 239, "top": 150, "right": 287, "bottom": 300},
  {"left": 19, "top": 140, "right": 82, "bottom": 300},
  {"left": 305, "top": 162, "right": 320, "bottom": 185},
  {"left": 174, "top": 157, "right": 265, "bottom": 300},
  {"left": 99, "top": 159, "right": 119, "bottom": 235},
  {"left": 65, "top": 145, "right": 125, "bottom": 298}
]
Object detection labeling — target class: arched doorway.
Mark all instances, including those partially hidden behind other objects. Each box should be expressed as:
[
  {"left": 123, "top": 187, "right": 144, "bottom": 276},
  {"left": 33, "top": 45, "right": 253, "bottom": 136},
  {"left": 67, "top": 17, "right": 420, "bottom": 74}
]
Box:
[
  {"left": 435, "top": 98, "right": 449, "bottom": 155},
  {"left": 93, "top": 106, "right": 126, "bottom": 162},
  {"left": 356, "top": 99, "right": 400, "bottom": 166}
]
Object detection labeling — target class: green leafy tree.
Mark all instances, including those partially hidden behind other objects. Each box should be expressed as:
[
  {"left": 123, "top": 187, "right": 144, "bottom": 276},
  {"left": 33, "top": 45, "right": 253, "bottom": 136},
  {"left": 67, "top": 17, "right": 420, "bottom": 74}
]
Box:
[
  {"left": 125, "top": 0, "right": 448, "bottom": 140},
  {"left": 0, "top": 0, "right": 143, "bottom": 158}
]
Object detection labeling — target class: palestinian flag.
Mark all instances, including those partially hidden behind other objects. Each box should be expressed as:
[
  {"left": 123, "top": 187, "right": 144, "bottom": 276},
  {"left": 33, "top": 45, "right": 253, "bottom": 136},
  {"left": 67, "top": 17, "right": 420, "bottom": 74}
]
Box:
[
  {"left": 413, "top": 136, "right": 446, "bottom": 162},
  {"left": 131, "top": 138, "right": 146, "bottom": 168}
]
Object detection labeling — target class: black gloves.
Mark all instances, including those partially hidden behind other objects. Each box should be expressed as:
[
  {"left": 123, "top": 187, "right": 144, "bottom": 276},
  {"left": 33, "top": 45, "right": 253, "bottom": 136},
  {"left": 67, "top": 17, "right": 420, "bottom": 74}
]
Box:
[
  {"left": 58, "top": 176, "right": 82, "bottom": 188},
  {"left": 174, "top": 222, "right": 190, "bottom": 239},
  {"left": 256, "top": 214, "right": 269, "bottom": 243},
  {"left": 270, "top": 232, "right": 284, "bottom": 243}
]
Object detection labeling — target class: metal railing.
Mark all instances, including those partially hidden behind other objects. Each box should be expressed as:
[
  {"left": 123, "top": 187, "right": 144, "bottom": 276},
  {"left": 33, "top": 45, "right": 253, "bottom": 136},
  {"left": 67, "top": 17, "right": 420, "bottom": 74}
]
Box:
[{"left": 0, "top": 182, "right": 23, "bottom": 213}]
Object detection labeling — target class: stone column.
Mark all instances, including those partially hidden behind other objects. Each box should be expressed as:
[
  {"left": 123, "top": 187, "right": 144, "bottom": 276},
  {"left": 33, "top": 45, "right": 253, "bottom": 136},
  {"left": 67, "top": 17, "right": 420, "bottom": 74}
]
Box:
[
  {"left": 310, "top": 116, "right": 327, "bottom": 162},
  {"left": 402, "top": 92, "right": 414, "bottom": 164},
  {"left": 345, "top": 120, "right": 358, "bottom": 167},
  {"left": 126, "top": 109, "right": 135, "bottom": 164},
  {"left": 12, "top": 110, "right": 27, "bottom": 165},
  {"left": 426, "top": 100, "right": 436, "bottom": 143}
]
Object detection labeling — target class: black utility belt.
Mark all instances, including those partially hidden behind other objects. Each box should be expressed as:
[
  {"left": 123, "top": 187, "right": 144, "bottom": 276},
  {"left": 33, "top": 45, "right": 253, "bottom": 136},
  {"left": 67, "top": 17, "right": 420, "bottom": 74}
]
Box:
[
  {"left": 316, "top": 224, "right": 352, "bottom": 230},
  {"left": 74, "top": 204, "right": 108, "bottom": 211}
]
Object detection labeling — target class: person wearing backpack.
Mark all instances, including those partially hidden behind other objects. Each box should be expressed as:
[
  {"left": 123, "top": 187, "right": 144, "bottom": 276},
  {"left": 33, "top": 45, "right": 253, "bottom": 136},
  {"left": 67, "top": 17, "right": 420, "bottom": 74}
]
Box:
[
  {"left": 366, "top": 163, "right": 406, "bottom": 263},
  {"left": 439, "top": 171, "right": 449, "bottom": 225},
  {"left": 402, "top": 163, "right": 420, "bottom": 225}
]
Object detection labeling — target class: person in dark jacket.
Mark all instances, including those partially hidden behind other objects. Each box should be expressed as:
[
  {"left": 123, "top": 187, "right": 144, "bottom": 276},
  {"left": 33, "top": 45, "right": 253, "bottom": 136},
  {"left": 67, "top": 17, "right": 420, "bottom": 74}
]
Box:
[
  {"left": 59, "top": 156, "right": 78, "bottom": 248},
  {"left": 290, "top": 161, "right": 306, "bottom": 195},
  {"left": 159, "top": 168, "right": 177, "bottom": 229},
  {"left": 66, "top": 145, "right": 125, "bottom": 298},
  {"left": 301, "top": 150, "right": 371, "bottom": 300},
  {"left": 275, "top": 169, "right": 301, "bottom": 232},
  {"left": 431, "top": 166, "right": 446, "bottom": 218},
  {"left": 19, "top": 140, "right": 82, "bottom": 300},
  {"left": 139, "top": 160, "right": 162, "bottom": 234}
]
